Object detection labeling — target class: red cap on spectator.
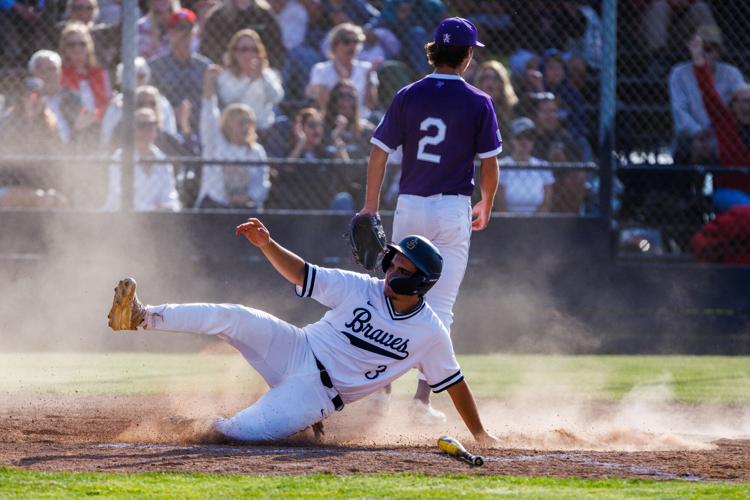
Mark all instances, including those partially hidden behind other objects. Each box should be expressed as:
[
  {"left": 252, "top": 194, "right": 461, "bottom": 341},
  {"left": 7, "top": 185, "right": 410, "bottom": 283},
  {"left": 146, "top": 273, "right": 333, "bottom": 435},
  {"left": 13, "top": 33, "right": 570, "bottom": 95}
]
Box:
[{"left": 168, "top": 8, "right": 196, "bottom": 29}]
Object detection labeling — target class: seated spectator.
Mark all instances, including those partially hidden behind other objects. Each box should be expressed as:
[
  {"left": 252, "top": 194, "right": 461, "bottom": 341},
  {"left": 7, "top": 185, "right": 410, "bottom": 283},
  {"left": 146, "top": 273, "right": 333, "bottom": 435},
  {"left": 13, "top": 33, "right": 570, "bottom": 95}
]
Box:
[
  {"left": 59, "top": 22, "right": 112, "bottom": 121},
  {"left": 508, "top": 50, "right": 544, "bottom": 111},
  {"left": 62, "top": 0, "right": 98, "bottom": 25},
  {"left": 217, "top": 29, "right": 284, "bottom": 135},
  {"left": 268, "top": 107, "right": 351, "bottom": 209},
  {"left": 28, "top": 49, "right": 83, "bottom": 145},
  {"left": 306, "top": 22, "right": 378, "bottom": 116},
  {"left": 530, "top": 91, "right": 589, "bottom": 214},
  {"left": 497, "top": 117, "right": 554, "bottom": 214},
  {"left": 322, "top": 79, "right": 375, "bottom": 161},
  {"left": 669, "top": 24, "right": 745, "bottom": 164},
  {"left": 102, "top": 107, "right": 181, "bottom": 211},
  {"left": 0, "top": 78, "right": 68, "bottom": 208},
  {"left": 541, "top": 48, "right": 588, "bottom": 138},
  {"left": 138, "top": 0, "right": 190, "bottom": 60},
  {"left": 692, "top": 36, "right": 750, "bottom": 213},
  {"left": 473, "top": 59, "right": 517, "bottom": 140},
  {"left": 268, "top": 0, "right": 309, "bottom": 51},
  {"left": 102, "top": 85, "right": 181, "bottom": 149},
  {"left": 149, "top": 8, "right": 211, "bottom": 133},
  {"left": 108, "top": 56, "right": 177, "bottom": 136},
  {"left": 642, "top": 0, "right": 716, "bottom": 66},
  {"left": 200, "top": 0, "right": 285, "bottom": 69},
  {"left": 508, "top": 0, "right": 586, "bottom": 54},
  {"left": 374, "top": 0, "right": 445, "bottom": 76},
  {"left": 0, "top": 0, "right": 57, "bottom": 67},
  {"left": 197, "top": 65, "right": 270, "bottom": 209}
]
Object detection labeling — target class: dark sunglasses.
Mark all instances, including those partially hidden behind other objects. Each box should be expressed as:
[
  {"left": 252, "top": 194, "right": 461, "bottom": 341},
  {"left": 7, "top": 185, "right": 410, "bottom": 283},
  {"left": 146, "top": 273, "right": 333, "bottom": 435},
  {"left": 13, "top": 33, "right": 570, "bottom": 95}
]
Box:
[
  {"left": 704, "top": 43, "right": 720, "bottom": 54},
  {"left": 65, "top": 40, "right": 87, "bottom": 48},
  {"left": 338, "top": 37, "right": 359, "bottom": 46},
  {"left": 135, "top": 121, "right": 158, "bottom": 129}
]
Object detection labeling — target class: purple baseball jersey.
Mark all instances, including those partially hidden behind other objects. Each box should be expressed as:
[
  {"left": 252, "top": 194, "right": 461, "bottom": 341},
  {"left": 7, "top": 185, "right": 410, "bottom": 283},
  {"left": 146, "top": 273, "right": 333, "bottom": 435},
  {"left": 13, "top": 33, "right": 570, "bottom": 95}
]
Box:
[{"left": 371, "top": 73, "right": 502, "bottom": 196}]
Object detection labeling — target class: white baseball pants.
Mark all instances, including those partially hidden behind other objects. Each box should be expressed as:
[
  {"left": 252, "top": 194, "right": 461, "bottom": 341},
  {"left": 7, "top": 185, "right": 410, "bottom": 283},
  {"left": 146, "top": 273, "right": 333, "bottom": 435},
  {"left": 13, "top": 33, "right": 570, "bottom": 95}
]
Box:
[
  {"left": 145, "top": 303, "right": 338, "bottom": 441},
  {"left": 392, "top": 193, "right": 472, "bottom": 333}
]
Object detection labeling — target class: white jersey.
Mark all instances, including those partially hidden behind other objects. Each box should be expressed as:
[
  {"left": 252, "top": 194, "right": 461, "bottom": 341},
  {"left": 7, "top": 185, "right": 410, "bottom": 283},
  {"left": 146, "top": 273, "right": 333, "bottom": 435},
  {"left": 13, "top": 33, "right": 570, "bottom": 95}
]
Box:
[{"left": 297, "top": 264, "right": 463, "bottom": 404}]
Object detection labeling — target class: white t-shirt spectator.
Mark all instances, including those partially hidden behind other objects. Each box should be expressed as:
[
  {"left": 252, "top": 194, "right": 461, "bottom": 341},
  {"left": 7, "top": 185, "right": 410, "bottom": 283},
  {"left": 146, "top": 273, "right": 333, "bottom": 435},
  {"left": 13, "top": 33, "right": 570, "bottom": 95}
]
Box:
[
  {"left": 103, "top": 145, "right": 180, "bottom": 211},
  {"left": 308, "top": 59, "right": 378, "bottom": 115},
  {"left": 217, "top": 68, "right": 284, "bottom": 131},
  {"left": 272, "top": 0, "right": 308, "bottom": 50},
  {"left": 499, "top": 156, "right": 554, "bottom": 213}
]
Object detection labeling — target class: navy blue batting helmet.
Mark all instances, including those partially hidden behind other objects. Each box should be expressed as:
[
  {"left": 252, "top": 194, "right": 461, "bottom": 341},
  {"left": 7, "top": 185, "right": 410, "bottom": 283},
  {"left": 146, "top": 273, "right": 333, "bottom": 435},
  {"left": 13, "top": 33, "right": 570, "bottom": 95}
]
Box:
[{"left": 381, "top": 235, "right": 443, "bottom": 296}]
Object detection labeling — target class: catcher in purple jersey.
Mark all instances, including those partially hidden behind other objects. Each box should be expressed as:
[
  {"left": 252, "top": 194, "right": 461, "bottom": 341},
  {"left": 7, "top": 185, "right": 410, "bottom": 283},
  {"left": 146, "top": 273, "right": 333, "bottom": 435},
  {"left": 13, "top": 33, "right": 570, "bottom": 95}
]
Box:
[{"left": 360, "top": 17, "right": 501, "bottom": 423}]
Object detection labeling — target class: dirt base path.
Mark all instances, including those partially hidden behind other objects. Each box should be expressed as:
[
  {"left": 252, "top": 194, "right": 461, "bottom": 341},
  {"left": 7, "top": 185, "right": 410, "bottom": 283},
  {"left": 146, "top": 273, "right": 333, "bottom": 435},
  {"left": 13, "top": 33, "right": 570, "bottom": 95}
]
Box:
[{"left": 1, "top": 394, "right": 748, "bottom": 481}]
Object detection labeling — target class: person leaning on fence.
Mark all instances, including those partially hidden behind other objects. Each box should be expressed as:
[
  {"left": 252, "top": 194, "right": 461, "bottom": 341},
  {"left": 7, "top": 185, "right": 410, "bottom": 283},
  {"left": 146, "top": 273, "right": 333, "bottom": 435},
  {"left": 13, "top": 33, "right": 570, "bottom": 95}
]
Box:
[
  {"left": 691, "top": 35, "right": 750, "bottom": 213},
  {"left": 196, "top": 64, "right": 270, "bottom": 210},
  {"left": 529, "top": 91, "right": 589, "bottom": 214},
  {"left": 148, "top": 8, "right": 211, "bottom": 135},
  {"left": 306, "top": 22, "right": 379, "bottom": 117},
  {"left": 217, "top": 29, "right": 285, "bottom": 138},
  {"left": 199, "top": 0, "right": 286, "bottom": 69},
  {"left": 0, "top": 78, "right": 68, "bottom": 208},
  {"left": 102, "top": 107, "right": 181, "bottom": 212},
  {"left": 28, "top": 50, "right": 83, "bottom": 145},
  {"left": 497, "top": 117, "right": 554, "bottom": 214},
  {"left": 669, "top": 24, "right": 746, "bottom": 166},
  {"left": 472, "top": 59, "right": 517, "bottom": 141}
]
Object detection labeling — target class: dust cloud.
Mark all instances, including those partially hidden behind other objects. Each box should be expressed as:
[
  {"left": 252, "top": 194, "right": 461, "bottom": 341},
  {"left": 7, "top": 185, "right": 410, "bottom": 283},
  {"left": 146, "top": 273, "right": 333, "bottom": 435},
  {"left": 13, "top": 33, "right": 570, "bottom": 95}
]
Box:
[{"left": 113, "top": 354, "right": 750, "bottom": 452}]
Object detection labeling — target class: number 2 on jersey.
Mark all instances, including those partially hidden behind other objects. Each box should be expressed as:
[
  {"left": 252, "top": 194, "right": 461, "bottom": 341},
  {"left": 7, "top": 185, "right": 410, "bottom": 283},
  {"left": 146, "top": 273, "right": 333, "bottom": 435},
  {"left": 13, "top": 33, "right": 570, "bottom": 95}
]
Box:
[{"left": 416, "top": 117, "right": 446, "bottom": 164}]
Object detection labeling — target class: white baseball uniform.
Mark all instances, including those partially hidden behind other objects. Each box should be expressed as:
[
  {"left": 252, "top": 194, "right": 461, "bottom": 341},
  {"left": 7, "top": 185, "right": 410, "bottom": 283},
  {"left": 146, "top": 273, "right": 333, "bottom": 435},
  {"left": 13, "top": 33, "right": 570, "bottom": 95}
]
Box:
[{"left": 145, "top": 263, "right": 463, "bottom": 441}]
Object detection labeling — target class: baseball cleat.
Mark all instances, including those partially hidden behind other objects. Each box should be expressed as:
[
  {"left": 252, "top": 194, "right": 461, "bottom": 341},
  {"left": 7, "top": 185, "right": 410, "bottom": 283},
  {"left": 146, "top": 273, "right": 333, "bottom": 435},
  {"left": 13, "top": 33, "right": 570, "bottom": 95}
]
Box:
[
  {"left": 409, "top": 399, "right": 447, "bottom": 425},
  {"left": 107, "top": 277, "right": 147, "bottom": 331}
]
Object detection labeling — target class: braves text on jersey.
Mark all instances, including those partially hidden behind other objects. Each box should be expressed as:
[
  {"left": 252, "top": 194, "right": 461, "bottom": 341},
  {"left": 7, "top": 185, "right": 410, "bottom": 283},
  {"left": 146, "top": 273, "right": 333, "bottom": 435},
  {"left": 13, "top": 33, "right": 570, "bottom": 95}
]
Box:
[
  {"left": 371, "top": 73, "right": 502, "bottom": 197},
  {"left": 296, "top": 264, "right": 464, "bottom": 403}
]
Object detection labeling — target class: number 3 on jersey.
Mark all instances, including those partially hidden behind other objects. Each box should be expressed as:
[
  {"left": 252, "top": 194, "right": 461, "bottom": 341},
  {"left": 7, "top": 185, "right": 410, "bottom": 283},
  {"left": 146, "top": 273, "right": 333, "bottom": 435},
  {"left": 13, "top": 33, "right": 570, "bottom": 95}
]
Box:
[{"left": 417, "top": 117, "right": 446, "bottom": 164}]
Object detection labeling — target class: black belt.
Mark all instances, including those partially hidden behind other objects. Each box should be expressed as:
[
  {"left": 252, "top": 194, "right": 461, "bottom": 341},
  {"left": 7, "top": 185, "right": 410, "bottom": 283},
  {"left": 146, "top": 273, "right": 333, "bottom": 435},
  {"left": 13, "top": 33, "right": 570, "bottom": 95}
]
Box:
[
  {"left": 315, "top": 357, "right": 344, "bottom": 411},
  {"left": 441, "top": 192, "right": 459, "bottom": 196}
]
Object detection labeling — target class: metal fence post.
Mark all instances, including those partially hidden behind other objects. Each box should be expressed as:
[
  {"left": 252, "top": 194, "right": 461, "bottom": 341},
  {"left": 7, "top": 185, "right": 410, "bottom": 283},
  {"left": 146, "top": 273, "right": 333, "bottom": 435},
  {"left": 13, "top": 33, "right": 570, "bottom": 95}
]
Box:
[
  {"left": 120, "top": 0, "right": 137, "bottom": 211},
  {"left": 598, "top": 0, "right": 617, "bottom": 247}
]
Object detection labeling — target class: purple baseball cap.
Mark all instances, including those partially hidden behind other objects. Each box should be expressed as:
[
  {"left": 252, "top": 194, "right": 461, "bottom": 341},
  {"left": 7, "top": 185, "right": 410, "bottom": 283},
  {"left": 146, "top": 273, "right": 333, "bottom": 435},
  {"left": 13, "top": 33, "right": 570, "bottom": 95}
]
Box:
[{"left": 434, "top": 17, "right": 484, "bottom": 47}]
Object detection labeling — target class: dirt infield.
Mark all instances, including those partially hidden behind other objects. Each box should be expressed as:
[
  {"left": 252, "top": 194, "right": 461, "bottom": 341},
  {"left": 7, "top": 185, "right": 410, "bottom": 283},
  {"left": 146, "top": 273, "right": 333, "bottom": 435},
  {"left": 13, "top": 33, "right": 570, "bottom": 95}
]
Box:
[{"left": 1, "top": 393, "right": 748, "bottom": 482}]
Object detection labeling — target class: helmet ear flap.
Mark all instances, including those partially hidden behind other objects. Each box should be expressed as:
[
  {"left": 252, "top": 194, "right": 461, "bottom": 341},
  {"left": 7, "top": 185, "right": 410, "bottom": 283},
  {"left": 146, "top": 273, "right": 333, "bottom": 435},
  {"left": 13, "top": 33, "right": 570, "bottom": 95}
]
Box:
[{"left": 381, "top": 247, "right": 396, "bottom": 273}]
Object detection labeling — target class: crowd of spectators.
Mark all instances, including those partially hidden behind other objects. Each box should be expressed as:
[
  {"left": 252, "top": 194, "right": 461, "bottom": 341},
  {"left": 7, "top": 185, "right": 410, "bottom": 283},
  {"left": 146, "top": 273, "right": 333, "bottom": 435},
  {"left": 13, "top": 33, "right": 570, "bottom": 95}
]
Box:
[{"left": 4, "top": 0, "right": 745, "bottom": 220}]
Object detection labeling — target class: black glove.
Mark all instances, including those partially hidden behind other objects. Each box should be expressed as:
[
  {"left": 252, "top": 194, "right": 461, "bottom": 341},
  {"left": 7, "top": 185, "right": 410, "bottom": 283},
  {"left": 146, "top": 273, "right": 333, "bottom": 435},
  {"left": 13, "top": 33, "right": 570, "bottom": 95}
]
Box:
[{"left": 348, "top": 213, "right": 387, "bottom": 271}]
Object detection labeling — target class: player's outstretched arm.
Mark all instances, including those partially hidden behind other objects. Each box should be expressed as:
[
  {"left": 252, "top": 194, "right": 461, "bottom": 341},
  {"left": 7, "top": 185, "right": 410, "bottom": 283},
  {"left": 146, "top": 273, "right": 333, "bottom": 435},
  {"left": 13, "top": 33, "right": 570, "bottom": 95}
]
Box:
[
  {"left": 446, "top": 379, "right": 499, "bottom": 447},
  {"left": 360, "top": 145, "right": 389, "bottom": 214},
  {"left": 472, "top": 156, "right": 499, "bottom": 231},
  {"left": 235, "top": 218, "right": 305, "bottom": 287}
]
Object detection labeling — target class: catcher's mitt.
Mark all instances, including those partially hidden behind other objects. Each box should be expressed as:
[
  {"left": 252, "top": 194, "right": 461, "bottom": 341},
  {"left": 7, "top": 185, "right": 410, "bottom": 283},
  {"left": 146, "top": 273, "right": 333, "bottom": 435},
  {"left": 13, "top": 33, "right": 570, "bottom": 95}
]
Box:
[{"left": 348, "top": 213, "right": 387, "bottom": 271}]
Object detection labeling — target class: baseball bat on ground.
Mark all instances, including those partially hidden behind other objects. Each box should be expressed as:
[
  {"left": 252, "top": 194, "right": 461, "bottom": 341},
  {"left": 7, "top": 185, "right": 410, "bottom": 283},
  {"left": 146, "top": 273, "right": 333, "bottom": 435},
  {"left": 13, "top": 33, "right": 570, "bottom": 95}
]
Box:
[{"left": 438, "top": 436, "right": 484, "bottom": 466}]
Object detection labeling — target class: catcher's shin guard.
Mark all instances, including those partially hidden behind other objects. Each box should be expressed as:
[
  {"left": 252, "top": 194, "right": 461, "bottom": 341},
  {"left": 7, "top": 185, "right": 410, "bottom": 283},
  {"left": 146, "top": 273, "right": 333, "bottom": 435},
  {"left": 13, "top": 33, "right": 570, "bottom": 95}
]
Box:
[{"left": 108, "top": 277, "right": 147, "bottom": 331}]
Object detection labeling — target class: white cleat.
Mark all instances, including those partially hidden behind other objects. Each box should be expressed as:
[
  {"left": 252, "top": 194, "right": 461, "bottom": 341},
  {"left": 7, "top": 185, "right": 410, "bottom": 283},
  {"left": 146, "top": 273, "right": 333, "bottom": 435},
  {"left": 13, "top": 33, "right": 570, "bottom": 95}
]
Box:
[
  {"left": 409, "top": 399, "right": 447, "bottom": 425},
  {"left": 365, "top": 389, "right": 392, "bottom": 417}
]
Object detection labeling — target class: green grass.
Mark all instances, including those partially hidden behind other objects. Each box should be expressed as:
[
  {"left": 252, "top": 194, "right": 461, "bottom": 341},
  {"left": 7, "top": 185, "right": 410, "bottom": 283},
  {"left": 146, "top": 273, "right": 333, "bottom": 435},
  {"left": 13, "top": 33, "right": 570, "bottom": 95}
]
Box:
[
  {"left": 1, "top": 468, "right": 748, "bottom": 499},
  {"left": 0, "top": 353, "right": 747, "bottom": 403}
]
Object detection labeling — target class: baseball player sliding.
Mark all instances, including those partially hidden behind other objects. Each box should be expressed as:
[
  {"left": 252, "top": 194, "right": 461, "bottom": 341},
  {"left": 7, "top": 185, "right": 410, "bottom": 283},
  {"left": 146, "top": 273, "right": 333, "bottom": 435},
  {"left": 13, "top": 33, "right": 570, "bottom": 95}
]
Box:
[
  {"left": 107, "top": 218, "right": 498, "bottom": 446},
  {"left": 360, "top": 17, "right": 501, "bottom": 422}
]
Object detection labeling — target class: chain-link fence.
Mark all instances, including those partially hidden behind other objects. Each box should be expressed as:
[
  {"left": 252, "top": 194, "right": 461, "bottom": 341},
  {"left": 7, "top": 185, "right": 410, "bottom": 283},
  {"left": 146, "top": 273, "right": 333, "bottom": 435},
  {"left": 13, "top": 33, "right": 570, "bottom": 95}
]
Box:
[{"left": 0, "top": 1, "right": 748, "bottom": 262}]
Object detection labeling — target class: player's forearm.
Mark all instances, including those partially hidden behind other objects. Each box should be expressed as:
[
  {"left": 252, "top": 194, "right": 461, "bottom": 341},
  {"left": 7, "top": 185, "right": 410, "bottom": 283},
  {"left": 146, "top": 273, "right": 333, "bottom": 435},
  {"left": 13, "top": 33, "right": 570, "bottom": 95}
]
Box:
[
  {"left": 478, "top": 157, "right": 499, "bottom": 208},
  {"left": 447, "top": 380, "right": 488, "bottom": 439},
  {"left": 362, "top": 146, "right": 388, "bottom": 213},
  {"left": 259, "top": 239, "right": 306, "bottom": 287}
]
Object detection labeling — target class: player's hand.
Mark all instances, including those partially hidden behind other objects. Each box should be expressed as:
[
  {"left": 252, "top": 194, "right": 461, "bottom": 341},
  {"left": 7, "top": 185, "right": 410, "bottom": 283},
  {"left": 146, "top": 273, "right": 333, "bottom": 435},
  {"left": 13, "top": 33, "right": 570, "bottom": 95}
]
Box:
[
  {"left": 471, "top": 200, "right": 492, "bottom": 231},
  {"left": 474, "top": 430, "right": 499, "bottom": 448},
  {"left": 235, "top": 218, "right": 271, "bottom": 248}
]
